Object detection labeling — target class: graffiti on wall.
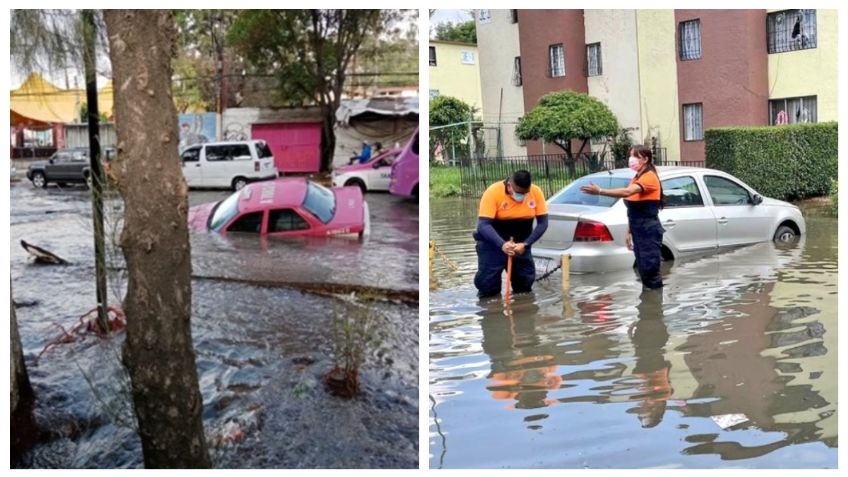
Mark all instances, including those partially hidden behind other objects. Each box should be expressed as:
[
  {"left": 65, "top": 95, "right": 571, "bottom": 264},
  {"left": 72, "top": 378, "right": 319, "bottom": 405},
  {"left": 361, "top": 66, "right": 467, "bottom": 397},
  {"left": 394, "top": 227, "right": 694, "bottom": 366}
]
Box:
[{"left": 178, "top": 113, "right": 217, "bottom": 150}]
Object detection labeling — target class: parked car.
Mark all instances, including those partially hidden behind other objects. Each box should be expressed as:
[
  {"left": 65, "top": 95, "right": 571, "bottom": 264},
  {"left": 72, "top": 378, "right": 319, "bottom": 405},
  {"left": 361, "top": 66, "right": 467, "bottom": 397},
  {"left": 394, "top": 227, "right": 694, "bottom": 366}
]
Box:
[
  {"left": 332, "top": 148, "right": 402, "bottom": 192},
  {"left": 188, "top": 177, "right": 370, "bottom": 238},
  {"left": 180, "top": 140, "right": 278, "bottom": 191},
  {"left": 389, "top": 128, "right": 419, "bottom": 199},
  {"left": 26, "top": 148, "right": 92, "bottom": 188},
  {"left": 532, "top": 166, "right": 806, "bottom": 273}
]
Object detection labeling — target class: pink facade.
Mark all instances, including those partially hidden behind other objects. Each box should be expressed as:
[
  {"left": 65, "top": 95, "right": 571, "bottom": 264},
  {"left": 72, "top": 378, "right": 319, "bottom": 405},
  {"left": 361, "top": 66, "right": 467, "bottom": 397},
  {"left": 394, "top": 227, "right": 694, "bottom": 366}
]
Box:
[{"left": 251, "top": 122, "right": 322, "bottom": 173}]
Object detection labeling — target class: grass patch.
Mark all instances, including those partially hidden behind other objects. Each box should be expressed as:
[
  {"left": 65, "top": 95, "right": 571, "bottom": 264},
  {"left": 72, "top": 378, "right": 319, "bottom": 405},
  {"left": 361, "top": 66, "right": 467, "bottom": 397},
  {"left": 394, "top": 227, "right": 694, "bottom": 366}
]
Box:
[{"left": 430, "top": 165, "right": 461, "bottom": 198}]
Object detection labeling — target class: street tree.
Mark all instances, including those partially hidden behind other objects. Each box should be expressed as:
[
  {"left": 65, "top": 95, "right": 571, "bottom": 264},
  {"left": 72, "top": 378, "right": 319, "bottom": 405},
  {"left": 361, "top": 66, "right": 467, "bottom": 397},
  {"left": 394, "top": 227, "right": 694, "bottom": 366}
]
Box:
[
  {"left": 429, "top": 95, "right": 474, "bottom": 162},
  {"left": 433, "top": 20, "right": 476, "bottom": 44},
  {"left": 228, "top": 9, "right": 388, "bottom": 171},
  {"left": 103, "top": 9, "right": 210, "bottom": 468},
  {"left": 11, "top": 288, "right": 37, "bottom": 463},
  {"left": 516, "top": 90, "right": 619, "bottom": 161}
]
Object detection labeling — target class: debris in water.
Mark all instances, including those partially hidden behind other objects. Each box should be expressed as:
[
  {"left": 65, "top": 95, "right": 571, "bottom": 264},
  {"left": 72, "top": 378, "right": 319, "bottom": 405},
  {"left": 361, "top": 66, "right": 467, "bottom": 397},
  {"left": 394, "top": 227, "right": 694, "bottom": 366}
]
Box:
[
  {"left": 711, "top": 413, "right": 749, "bottom": 429},
  {"left": 20, "top": 240, "right": 69, "bottom": 265},
  {"left": 37, "top": 306, "right": 127, "bottom": 362}
]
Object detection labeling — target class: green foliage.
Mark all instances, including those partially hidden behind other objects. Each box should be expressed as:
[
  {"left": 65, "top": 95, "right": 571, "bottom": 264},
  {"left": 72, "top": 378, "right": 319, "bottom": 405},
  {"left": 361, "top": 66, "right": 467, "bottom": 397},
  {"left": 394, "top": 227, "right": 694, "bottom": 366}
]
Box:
[
  {"left": 433, "top": 20, "right": 476, "bottom": 44},
  {"left": 430, "top": 95, "right": 474, "bottom": 158},
  {"left": 516, "top": 90, "right": 619, "bottom": 157},
  {"left": 611, "top": 128, "right": 634, "bottom": 168},
  {"left": 429, "top": 165, "right": 461, "bottom": 198},
  {"left": 329, "top": 297, "right": 381, "bottom": 377},
  {"left": 831, "top": 178, "right": 838, "bottom": 215},
  {"left": 705, "top": 122, "right": 837, "bottom": 201}
]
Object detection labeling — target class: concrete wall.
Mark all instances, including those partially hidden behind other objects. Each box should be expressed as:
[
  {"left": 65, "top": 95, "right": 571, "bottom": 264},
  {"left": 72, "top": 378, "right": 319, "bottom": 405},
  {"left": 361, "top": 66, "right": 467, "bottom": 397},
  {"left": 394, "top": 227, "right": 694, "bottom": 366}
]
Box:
[
  {"left": 476, "top": 9, "right": 527, "bottom": 157},
  {"left": 428, "top": 41, "right": 484, "bottom": 115},
  {"left": 767, "top": 9, "right": 838, "bottom": 122},
  {"left": 675, "top": 9, "right": 769, "bottom": 163},
  {"left": 636, "top": 10, "right": 681, "bottom": 162},
  {"left": 584, "top": 10, "right": 643, "bottom": 148},
  {"left": 518, "top": 9, "right": 589, "bottom": 155}
]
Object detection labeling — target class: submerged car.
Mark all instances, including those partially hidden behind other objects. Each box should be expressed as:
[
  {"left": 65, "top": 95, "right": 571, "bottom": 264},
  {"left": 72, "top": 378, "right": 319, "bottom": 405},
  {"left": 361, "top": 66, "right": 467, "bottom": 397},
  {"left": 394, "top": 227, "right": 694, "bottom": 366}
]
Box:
[
  {"left": 188, "top": 177, "right": 370, "bottom": 238},
  {"left": 332, "top": 148, "right": 402, "bottom": 192},
  {"left": 533, "top": 167, "right": 806, "bottom": 273}
]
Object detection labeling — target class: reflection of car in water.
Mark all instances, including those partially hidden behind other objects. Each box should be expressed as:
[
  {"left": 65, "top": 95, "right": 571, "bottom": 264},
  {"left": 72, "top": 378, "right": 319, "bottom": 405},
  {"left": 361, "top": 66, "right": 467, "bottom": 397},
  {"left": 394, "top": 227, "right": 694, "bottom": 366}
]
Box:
[
  {"left": 188, "top": 178, "right": 370, "bottom": 238},
  {"left": 533, "top": 167, "right": 806, "bottom": 273},
  {"left": 332, "top": 148, "right": 401, "bottom": 193}
]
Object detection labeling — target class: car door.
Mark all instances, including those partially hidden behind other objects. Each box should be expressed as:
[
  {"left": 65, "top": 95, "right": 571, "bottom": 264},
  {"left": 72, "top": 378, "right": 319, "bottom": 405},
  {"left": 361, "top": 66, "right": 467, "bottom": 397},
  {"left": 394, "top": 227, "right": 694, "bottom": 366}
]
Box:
[
  {"left": 226, "top": 210, "right": 266, "bottom": 235},
  {"left": 702, "top": 174, "right": 773, "bottom": 247},
  {"left": 370, "top": 151, "right": 399, "bottom": 191},
  {"left": 181, "top": 146, "right": 203, "bottom": 187},
  {"left": 658, "top": 175, "right": 717, "bottom": 254},
  {"left": 69, "top": 151, "right": 89, "bottom": 181},
  {"left": 229, "top": 143, "right": 253, "bottom": 181},
  {"left": 267, "top": 208, "right": 312, "bottom": 236},
  {"left": 202, "top": 144, "right": 229, "bottom": 187}
]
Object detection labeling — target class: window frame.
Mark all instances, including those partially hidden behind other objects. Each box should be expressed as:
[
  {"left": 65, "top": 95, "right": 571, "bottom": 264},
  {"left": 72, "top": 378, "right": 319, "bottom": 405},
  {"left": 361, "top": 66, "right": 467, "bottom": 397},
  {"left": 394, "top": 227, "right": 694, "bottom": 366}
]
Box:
[
  {"left": 429, "top": 46, "right": 437, "bottom": 66},
  {"left": 267, "top": 208, "right": 311, "bottom": 233},
  {"left": 548, "top": 43, "right": 565, "bottom": 78},
  {"left": 679, "top": 19, "right": 702, "bottom": 61},
  {"left": 661, "top": 175, "right": 706, "bottom": 209},
  {"left": 769, "top": 95, "right": 818, "bottom": 125},
  {"left": 227, "top": 210, "right": 265, "bottom": 234},
  {"left": 510, "top": 10, "right": 518, "bottom": 24},
  {"left": 682, "top": 103, "right": 704, "bottom": 142},
  {"left": 585, "top": 42, "right": 602, "bottom": 77},
  {"left": 512, "top": 56, "right": 522, "bottom": 86},
  {"left": 703, "top": 175, "right": 753, "bottom": 207},
  {"left": 767, "top": 9, "right": 818, "bottom": 54},
  {"left": 181, "top": 146, "right": 201, "bottom": 163}
]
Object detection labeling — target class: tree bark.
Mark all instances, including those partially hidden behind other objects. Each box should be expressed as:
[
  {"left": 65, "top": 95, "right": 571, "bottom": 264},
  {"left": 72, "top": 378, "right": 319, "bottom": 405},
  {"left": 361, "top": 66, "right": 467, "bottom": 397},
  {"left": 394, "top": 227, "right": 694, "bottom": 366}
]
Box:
[
  {"left": 11, "top": 286, "right": 37, "bottom": 463},
  {"left": 104, "top": 10, "right": 210, "bottom": 468}
]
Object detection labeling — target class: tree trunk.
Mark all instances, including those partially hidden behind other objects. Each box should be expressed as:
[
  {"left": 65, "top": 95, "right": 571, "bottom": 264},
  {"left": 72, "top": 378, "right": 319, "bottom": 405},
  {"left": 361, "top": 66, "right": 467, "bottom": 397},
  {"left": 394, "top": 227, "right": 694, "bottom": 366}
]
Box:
[
  {"left": 104, "top": 10, "right": 210, "bottom": 468},
  {"left": 320, "top": 105, "right": 337, "bottom": 172},
  {"left": 11, "top": 287, "right": 37, "bottom": 463}
]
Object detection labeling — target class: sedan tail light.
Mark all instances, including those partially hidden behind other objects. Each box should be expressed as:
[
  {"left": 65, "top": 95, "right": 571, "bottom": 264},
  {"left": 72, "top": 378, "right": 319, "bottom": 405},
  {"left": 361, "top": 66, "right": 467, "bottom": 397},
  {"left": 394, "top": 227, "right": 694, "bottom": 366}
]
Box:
[{"left": 574, "top": 220, "right": 614, "bottom": 242}]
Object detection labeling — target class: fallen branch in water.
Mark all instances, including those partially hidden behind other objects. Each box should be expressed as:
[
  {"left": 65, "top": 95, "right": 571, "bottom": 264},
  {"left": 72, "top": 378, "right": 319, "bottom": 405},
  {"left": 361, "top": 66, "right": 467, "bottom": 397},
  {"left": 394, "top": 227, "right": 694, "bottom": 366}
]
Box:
[
  {"left": 20, "top": 240, "right": 69, "bottom": 265},
  {"left": 37, "top": 306, "right": 126, "bottom": 363}
]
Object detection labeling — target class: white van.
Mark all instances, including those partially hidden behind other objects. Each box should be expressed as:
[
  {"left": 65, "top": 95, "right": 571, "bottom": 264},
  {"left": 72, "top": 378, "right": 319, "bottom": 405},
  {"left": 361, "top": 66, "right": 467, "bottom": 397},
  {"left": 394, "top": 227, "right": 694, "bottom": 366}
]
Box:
[{"left": 180, "top": 140, "right": 279, "bottom": 190}]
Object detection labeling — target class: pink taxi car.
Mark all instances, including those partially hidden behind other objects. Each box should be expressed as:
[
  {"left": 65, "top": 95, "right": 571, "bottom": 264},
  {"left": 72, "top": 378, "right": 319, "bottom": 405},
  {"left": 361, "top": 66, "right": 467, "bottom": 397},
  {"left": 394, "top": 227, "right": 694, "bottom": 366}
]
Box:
[
  {"left": 188, "top": 177, "right": 370, "bottom": 238},
  {"left": 332, "top": 148, "right": 402, "bottom": 192}
]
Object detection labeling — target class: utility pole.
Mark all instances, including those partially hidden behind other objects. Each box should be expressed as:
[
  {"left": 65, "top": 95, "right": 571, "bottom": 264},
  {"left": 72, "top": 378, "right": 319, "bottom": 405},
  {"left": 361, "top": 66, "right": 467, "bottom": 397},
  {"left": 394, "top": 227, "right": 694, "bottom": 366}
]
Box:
[{"left": 82, "top": 9, "right": 108, "bottom": 333}]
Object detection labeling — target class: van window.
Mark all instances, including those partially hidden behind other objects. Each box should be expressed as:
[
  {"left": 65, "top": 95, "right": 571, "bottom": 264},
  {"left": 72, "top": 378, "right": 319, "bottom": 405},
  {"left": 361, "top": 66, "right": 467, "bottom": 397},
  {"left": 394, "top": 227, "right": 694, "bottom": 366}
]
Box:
[
  {"left": 182, "top": 147, "right": 200, "bottom": 162},
  {"left": 205, "top": 145, "right": 229, "bottom": 162},
  {"left": 256, "top": 142, "right": 273, "bottom": 159},
  {"left": 268, "top": 209, "right": 310, "bottom": 232},
  {"left": 230, "top": 144, "right": 251, "bottom": 160},
  {"left": 228, "top": 211, "right": 264, "bottom": 233}
]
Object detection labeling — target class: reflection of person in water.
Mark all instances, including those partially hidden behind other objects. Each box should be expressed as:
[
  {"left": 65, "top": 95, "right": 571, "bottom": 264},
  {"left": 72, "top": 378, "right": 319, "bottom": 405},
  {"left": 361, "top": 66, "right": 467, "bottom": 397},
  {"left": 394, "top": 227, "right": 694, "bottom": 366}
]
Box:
[
  {"left": 479, "top": 300, "right": 562, "bottom": 410},
  {"left": 627, "top": 290, "right": 672, "bottom": 428}
]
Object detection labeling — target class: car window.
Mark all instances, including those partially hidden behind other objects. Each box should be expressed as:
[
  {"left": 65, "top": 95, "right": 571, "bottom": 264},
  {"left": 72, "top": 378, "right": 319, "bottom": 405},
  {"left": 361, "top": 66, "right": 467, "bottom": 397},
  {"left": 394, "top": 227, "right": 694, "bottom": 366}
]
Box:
[
  {"left": 379, "top": 152, "right": 400, "bottom": 167},
  {"left": 662, "top": 176, "right": 704, "bottom": 208},
  {"left": 228, "top": 211, "right": 264, "bottom": 233},
  {"left": 704, "top": 175, "right": 751, "bottom": 206},
  {"left": 302, "top": 182, "right": 336, "bottom": 224},
  {"left": 550, "top": 176, "right": 632, "bottom": 207},
  {"left": 182, "top": 147, "right": 200, "bottom": 162},
  {"left": 230, "top": 144, "right": 251, "bottom": 160},
  {"left": 256, "top": 142, "right": 273, "bottom": 159},
  {"left": 268, "top": 209, "right": 310, "bottom": 232},
  {"left": 52, "top": 152, "right": 70, "bottom": 163},
  {"left": 411, "top": 132, "right": 419, "bottom": 156},
  {"left": 209, "top": 191, "right": 242, "bottom": 231},
  {"left": 205, "top": 145, "right": 229, "bottom": 161}
]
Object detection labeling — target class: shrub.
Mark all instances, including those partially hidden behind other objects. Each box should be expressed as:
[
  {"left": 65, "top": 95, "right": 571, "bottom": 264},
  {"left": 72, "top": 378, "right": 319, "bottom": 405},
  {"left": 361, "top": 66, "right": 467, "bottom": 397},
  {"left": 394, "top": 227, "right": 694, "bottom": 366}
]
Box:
[{"left": 705, "top": 122, "right": 837, "bottom": 201}]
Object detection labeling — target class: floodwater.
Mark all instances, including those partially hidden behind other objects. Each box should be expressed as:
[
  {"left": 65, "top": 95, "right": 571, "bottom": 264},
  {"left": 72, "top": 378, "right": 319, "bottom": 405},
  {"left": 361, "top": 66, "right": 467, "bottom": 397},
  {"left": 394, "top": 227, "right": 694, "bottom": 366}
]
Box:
[
  {"left": 429, "top": 198, "right": 837, "bottom": 469},
  {"left": 11, "top": 181, "right": 418, "bottom": 468}
]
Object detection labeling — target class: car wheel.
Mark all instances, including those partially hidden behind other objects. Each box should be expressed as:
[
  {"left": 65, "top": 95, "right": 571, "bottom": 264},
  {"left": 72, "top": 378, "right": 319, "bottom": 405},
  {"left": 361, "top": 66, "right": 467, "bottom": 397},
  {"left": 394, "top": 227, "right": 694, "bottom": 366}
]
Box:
[
  {"left": 31, "top": 172, "right": 47, "bottom": 189},
  {"left": 773, "top": 225, "right": 798, "bottom": 243},
  {"left": 232, "top": 177, "right": 248, "bottom": 191},
  {"left": 345, "top": 178, "right": 366, "bottom": 193}
]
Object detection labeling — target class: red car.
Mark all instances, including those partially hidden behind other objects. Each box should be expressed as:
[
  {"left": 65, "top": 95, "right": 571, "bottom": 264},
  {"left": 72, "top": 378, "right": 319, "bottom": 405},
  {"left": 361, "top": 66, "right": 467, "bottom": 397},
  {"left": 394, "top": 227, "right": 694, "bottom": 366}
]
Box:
[{"left": 188, "top": 178, "right": 370, "bottom": 238}]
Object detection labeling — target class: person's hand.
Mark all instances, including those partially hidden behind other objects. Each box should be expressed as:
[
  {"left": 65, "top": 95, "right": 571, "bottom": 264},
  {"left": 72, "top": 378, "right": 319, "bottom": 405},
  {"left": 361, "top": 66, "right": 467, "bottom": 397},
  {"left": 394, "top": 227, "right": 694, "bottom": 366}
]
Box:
[
  {"left": 580, "top": 183, "right": 601, "bottom": 195},
  {"left": 512, "top": 242, "right": 526, "bottom": 256},
  {"left": 625, "top": 231, "right": 633, "bottom": 251},
  {"left": 502, "top": 241, "right": 515, "bottom": 256}
]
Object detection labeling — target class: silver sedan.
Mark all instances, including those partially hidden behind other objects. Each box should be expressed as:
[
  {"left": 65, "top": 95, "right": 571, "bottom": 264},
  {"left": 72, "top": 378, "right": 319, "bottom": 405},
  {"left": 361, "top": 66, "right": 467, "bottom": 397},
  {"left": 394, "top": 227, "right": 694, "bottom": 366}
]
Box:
[{"left": 532, "top": 167, "right": 806, "bottom": 273}]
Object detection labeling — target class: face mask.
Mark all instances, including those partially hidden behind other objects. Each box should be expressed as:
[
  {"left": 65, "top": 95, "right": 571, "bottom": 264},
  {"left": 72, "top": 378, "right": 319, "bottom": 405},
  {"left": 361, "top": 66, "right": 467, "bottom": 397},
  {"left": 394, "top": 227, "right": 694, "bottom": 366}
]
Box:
[
  {"left": 512, "top": 192, "right": 526, "bottom": 203},
  {"left": 628, "top": 156, "right": 642, "bottom": 172}
]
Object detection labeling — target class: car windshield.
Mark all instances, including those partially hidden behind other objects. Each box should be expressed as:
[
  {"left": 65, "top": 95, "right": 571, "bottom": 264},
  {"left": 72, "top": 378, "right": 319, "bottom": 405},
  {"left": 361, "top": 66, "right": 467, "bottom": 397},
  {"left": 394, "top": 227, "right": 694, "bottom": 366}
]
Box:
[
  {"left": 302, "top": 182, "right": 336, "bottom": 224},
  {"left": 550, "top": 176, "right": 633, "bottom": 207},
  {"left": 209, "top": 190, "right": 243, "bottom": 231}
]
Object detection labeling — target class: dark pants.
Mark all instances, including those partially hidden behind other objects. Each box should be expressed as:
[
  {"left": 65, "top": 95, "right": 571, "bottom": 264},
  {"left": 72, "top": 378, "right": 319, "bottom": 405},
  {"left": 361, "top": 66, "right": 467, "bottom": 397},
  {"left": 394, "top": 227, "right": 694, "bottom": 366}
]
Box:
[
  {"left": 474, "top": 241, "right": 535, "bottom": 297},
  {"left": 630, "top": 217, "right": 664, "bottom": 289}
]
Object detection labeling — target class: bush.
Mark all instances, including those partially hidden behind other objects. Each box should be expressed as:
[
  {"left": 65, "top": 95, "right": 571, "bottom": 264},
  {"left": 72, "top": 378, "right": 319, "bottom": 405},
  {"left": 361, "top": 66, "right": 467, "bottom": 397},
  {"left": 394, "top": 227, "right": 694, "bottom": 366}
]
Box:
[
  {"left": 705, "top": 122, "right": 837, "bottom": 201},
  {"left": 430, "top": 165, "right": 461, "bottom": 198},
  {"left": 831, "top": 178, "right": 838, "bottom": 215}
]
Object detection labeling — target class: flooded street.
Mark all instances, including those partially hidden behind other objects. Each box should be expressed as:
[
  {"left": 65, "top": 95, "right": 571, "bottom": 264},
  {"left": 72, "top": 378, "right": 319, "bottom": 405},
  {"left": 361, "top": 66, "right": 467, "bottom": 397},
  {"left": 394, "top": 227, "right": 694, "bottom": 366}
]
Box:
[
  {"left": 11, "top": 180, "right": 418, "bottom": 468},
  {"left": 429, "top": 198, "right": 837, "bottom": 468}
]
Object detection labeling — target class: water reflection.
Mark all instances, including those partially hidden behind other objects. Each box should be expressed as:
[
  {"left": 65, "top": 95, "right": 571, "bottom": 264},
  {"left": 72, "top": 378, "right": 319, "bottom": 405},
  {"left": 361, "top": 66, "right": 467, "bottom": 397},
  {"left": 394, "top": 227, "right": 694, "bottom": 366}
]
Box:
[{"left": 627, "top": 290, "right": 671, "bottom": 429}]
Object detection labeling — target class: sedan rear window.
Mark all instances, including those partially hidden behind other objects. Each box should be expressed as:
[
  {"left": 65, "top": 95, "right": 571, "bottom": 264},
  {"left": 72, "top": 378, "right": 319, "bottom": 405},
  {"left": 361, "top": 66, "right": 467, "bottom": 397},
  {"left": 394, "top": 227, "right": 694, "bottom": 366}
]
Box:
[
  {"left": 550, "top": 176, "right": 632, "bottom": 207},
  {"left": 302, "top": 182, "right": 336, "bottom": 224}
]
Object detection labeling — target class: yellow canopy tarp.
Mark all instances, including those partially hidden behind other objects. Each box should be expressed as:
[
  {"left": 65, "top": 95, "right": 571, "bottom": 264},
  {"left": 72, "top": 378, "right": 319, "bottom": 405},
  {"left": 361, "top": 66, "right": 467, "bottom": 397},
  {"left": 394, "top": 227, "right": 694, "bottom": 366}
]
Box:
[{"left": 10, "top": 72, "right": 114, "bottom": 126}]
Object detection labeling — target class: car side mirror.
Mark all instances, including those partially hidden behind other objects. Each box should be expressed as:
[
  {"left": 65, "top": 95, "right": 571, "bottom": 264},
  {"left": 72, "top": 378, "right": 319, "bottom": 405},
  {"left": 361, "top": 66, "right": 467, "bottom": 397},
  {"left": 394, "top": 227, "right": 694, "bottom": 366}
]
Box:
[
  {"left": 48, "top": 159, "right": 54, "bottom": 164},
  {"left": 752, "top": 194, "right": 763, "bottom": 205}
]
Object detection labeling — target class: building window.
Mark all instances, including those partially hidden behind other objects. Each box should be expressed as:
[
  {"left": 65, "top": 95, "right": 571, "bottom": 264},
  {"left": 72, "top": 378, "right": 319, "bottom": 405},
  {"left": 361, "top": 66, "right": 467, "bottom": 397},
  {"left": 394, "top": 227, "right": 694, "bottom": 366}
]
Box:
[
  {"left": 586, "top": 43, "right": 602, "bottom": 76},
  {"left": 548, "top": 44, "right": 565, "bottom": 78},
  {"left": 429, "top": 89, "right": 440, "bottom": 100},
  {"left": 429, "top": 46, "right": 437, "bottom": 66},
  {"left": 513, "top": 57, "right": 522, "bottom": 86},
  {"left": 679, "top": 19, "right": 702, "bottom": 60},
  {"left": 460, "top": 50, "right": 475, "bottom": 65},
  {"left": 769, "top": 96, "right": 817, "bottom": 125},
  {"left": 510, "top": 10, "right": 519, "bottom": 24},
  {"left": 478, "top": 9, "right": 492, "bottom": 24},
  {"left": 683, "top": 103, "right": 704, "bottom": 141},
  {"left": 768, "top": 10, "right": 817, "bottom": 54}
]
